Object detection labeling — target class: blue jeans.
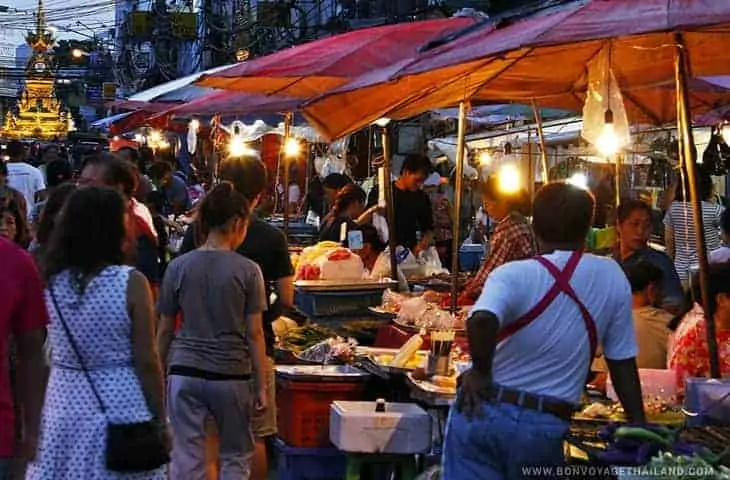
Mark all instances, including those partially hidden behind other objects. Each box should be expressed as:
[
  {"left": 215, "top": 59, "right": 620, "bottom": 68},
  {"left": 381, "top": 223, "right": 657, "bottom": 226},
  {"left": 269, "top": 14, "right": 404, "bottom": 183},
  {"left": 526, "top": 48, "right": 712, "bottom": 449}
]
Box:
[{"left": 442, "top": 398, "right": 569, "bottom": 480}]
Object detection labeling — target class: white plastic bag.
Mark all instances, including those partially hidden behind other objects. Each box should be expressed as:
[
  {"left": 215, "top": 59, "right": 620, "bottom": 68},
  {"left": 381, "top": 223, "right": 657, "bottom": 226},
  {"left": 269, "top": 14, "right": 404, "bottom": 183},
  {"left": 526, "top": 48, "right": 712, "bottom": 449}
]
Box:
[
  {"left": 581, "top": 46, "right": 631, "bottom": 155},
  {"left": 373, "top": 213, "right": 389, "bottom": 244}
]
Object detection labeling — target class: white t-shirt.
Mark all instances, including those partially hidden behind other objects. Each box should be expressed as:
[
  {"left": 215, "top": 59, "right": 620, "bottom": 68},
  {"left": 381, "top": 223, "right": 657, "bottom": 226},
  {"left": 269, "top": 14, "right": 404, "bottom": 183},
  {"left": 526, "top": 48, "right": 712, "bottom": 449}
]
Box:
[
  {"left": 6, "top": 162, "right": 45, "bottom": 217},
  {"left": 471, "top": 251, "right": 637, "bottom": 405}
]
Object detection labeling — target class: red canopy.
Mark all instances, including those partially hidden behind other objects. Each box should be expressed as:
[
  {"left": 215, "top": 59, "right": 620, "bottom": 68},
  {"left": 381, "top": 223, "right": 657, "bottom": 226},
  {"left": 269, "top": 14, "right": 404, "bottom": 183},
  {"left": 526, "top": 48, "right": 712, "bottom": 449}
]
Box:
[
  {"left": 148, "top": 90, "right": 303, "bottom": 120},
  {"left": 303, "top": 0, "right": 730, "bottom": 139},
  {"left": 196, "top": 16, "right": 481, "bottom": 97}
]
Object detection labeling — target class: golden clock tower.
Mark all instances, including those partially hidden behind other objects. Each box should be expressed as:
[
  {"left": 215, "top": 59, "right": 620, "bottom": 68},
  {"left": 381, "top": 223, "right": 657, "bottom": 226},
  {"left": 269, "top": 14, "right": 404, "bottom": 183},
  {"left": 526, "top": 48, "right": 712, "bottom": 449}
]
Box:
[{"left": 0, "top": 0, "right": 72, "bottom": 139}]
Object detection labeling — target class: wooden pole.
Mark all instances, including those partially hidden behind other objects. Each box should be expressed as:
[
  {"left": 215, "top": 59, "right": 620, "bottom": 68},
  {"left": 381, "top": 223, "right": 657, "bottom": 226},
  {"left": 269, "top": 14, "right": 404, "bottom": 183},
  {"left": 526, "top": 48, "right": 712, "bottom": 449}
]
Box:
[
  {"left": 450, "top": 102, "right": 467, "bottom": 313},
  {"left": 675, "top": 33, "right": 720, "bottom": 378},
  {"left": 531, "top": 99, "right": 549, "bottom": 183},
  {"left": 283, "top": 112, "right": 292, "bottom": 240},
  {"left": 615, "top": 154, "right": 621, "bottom": 207},
  {"left": 381, "top": 124, "right": 399, "bottom": 289}
]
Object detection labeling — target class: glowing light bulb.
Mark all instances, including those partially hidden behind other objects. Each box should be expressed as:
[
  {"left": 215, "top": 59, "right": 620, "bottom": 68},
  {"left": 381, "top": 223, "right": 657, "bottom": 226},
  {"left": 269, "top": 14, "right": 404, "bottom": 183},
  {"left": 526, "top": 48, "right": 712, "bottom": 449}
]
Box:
[
  {"left": 112, "top": 135, "right": 120, "bottom": 142},
  {"left": 478, "top": 151, "right": 492, "bottom": 166},
  {"left": 596, "top": 122, "right": 620, "bottom": 157},
  {"left": 374, "top": 117, "right": 391, "bottom": 127},
  {"left": 567, "top": 173, "right": 589, "bottom": 190},
  {"left": 149, "top": 130, "right": 162, "bottom": 144},
  {"left": 134, "top": 133, "right": 144, "bottom": 143},
  {"left": 229, "top": 136, "right": 251, "bottom": 157},
  {"left": 190, "top": 119, "right": 200, "bottom": 132},
  {"left": 497, "top": 164, "right": 521, "bottom": 194},
  {"left": 71, "top": 48, "right": 86, "bottom": 59},
  {"left": 284, "top": 137, "right": 300, "bottom": 157}
]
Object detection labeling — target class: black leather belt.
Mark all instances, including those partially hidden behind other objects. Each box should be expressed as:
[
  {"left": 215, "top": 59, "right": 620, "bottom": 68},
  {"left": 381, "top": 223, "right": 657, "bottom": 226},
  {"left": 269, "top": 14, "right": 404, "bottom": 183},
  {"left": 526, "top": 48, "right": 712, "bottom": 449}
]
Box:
[{"left": 487, "top": 386, "right": 575, "bottom": 421}]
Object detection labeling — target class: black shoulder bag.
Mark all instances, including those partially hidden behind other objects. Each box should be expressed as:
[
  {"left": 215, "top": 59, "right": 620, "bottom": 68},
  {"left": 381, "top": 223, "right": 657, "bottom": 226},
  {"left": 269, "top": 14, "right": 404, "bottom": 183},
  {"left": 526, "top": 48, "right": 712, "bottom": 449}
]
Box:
[{"left": 49, "top": 285, "right": 170, "bottom": 473}]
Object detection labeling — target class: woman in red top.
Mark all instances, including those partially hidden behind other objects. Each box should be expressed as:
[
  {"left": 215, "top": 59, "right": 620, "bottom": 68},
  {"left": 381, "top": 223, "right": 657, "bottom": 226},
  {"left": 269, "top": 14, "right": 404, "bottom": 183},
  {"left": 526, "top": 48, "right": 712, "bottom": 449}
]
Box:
[{"left": 669, "top": 263, "right": 730, "bottom": 395}]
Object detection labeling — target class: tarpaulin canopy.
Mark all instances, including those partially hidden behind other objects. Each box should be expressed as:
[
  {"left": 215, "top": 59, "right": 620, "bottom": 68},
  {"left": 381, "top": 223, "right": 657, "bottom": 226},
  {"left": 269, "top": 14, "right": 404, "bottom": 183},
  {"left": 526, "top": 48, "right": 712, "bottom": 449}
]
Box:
[
  {"left": 303, "top": 0, "right": 730, "bottom": 140},
  {"left": 195, "top": 16, "right": 482, "bottom": 97},
  {"left": 148, "top": 90, "right": 303, "bottom": 120},
  {"left": 127, "top": 64, "right": 235, "bottom": 102}
]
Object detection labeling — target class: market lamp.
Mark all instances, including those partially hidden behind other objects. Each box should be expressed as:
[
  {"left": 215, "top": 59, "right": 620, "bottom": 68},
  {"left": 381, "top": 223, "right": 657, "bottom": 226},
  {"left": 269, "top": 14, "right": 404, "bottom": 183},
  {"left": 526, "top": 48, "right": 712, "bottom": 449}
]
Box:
[
  {"left": 478, "top": 150, "right": 492, "bottom": 166},
  {"left": 284, "top": 137, "right": 300, "bottom": 157},
  {"left": 567, "top": 172, "right": 589, "bottom": 190},
  {"left": 596, "top": 109, "right": 620, "bottom": 157},
  {"left": 497, "top": 164, "right": 521, "bottom": 194},
  {"left": 374, "top": 117, "right": 391, "bottom": 128},
  {"left": 229, "top": 136, "right": 253, "bottom": 157}
]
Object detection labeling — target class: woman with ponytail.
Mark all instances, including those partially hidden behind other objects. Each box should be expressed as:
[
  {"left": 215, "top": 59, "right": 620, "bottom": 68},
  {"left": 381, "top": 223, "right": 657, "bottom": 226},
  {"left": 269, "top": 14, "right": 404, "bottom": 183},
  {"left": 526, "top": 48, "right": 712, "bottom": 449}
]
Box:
[
  {"left": 319, "top": 183, "right": 368, "bottom": 243},
  {"left": 157, "top": 182, "right": 268, "bottom": 479}
]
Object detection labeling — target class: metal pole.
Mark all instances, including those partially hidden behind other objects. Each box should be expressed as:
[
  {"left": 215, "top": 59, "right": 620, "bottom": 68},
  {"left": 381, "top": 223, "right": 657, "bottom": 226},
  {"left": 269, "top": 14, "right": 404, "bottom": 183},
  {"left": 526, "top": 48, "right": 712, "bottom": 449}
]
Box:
[
  {"left": 527, "top": 130, "right": 535, "bottom": 201},
  {"left": 381, "top": 126, "right": 399, "bottom": 289},
  {"left": 283, "top": 112, "right": 292, "bottom": 240},
  {"left": 531, "top": 99, "right": 549, "bottom": 183},
  {"left": 450, "top": 102, "right": 467, "bottom": 313},
  {"left": 675, "top": 33, "right": 720, "bottom": 378}
]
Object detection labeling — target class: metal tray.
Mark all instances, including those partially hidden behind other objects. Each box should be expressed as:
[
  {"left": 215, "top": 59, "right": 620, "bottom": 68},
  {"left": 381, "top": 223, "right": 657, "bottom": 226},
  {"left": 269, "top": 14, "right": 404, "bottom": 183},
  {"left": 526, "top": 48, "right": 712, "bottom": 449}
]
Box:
[
  {"left": 294, "top": 279, "right": 398, "bottom": 292},
  {"left": 367, "top": 306, "right": 397, "bottom": 318},
  {"left": 275, "top": 365, "right": 371, "bottom": 382},
  {"left": 406, "top": 373, "right": 455, "bottom": 407},
  {"left": 355, "top": 347, "right": 428, "bottom": 374}
]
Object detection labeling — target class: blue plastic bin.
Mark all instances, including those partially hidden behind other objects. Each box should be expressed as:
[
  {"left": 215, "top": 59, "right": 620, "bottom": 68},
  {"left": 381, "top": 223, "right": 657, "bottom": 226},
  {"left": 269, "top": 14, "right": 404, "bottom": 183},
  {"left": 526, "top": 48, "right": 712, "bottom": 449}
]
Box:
[
  {"left": 684, "top": 377, "right": 730, "bottom": 426},
  {"left": 275, "top": 437, "right": 347, "bottom": 480},
  {"left": 459, "top": 244, "right": 485, "bottom": 271},
  {"left": 295, "top": 290, "right": 384, "bottom": 318}
]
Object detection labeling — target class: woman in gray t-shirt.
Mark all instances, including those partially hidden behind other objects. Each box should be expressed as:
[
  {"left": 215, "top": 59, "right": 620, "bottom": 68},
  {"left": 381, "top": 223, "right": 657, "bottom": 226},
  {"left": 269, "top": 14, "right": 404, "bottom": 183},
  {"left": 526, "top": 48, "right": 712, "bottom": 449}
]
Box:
[{"left": 157, "top": 182, "right": 268, "bottom": 479}]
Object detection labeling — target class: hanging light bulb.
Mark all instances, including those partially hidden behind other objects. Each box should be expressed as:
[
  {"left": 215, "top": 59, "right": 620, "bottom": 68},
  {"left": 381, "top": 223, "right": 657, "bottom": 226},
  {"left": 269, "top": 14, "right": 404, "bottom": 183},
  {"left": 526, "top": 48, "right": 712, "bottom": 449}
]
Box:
[
  {"left": 284, "top": 137, "right": 300, "bottom": 157},
  {"left": 229, "top": 136, "right": 252, "bottom": 157},
  {"left": 567, "top": 172, "right": 589, "bottom": 190},
  {"left": 149, "top": 130, "right": 162, "bottom": 145},
  {"left": 497, "top": 164, "right": 521, "bottom": 194},
  {"left": 478, "top": 150, "right": 492, "bottom": 166},
  {"left": 373, "top": 117, "right": 391, "bottom": 128},
  {"left": 596, "top": 109, "right": 620, "bottom": 157}
]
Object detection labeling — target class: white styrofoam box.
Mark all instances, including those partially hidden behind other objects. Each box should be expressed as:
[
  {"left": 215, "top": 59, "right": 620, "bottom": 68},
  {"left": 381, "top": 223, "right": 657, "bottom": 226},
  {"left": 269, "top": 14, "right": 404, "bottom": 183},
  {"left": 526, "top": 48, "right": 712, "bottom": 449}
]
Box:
[
  {"left": 329, "top": 401, "right": 432, "bottom": 454},
  {"left": 606, "top": 369, "right": 676, "bottom": 402}
]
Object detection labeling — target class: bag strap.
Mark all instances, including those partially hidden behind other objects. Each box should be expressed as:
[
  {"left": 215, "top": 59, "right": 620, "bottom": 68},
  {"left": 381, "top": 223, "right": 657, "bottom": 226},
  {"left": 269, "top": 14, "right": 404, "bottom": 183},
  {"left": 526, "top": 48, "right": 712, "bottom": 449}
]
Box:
[{"left": 49, "top": 284, "right": 107, "bottom": 414}]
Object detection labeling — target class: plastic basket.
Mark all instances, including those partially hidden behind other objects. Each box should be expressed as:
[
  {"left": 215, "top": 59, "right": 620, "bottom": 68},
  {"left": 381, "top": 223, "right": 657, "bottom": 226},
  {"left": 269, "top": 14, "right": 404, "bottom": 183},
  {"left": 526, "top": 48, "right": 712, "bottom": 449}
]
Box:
[
  {"left": 684, "top": 377, "right": 730, "bottom": 426},
  {"left": 274, "top": 437, "right": 346, "bottom": 480},
  {"left": 295, "top": 290, "right": 384, "bottom": 317},
  {"left": 459, "top": 244, "right": 485, "bottom": 271},
  {"left": 276, "top": 377, "right": 366, "bottom": 448}
]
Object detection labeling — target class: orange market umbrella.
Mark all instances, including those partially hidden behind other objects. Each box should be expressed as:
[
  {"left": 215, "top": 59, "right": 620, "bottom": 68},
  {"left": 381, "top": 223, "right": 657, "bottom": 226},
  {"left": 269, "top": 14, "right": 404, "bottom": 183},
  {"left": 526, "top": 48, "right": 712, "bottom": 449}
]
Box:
[
  {"left": 302, "top": 0, "right": 730, "bottom": 140},
  {"left": 195, "top": 16, "right": 482, "bottom": 97}
]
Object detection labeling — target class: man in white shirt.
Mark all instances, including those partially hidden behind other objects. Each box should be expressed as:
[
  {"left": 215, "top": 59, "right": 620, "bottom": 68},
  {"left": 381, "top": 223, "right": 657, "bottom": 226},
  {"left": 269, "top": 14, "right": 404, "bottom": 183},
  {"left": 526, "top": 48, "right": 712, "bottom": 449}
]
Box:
[
  {"left": 5, "top": 142, "right": 45, "bottom": 219},
  {"left": 442, "top": 182, "right": 645, "bottom": 480}
]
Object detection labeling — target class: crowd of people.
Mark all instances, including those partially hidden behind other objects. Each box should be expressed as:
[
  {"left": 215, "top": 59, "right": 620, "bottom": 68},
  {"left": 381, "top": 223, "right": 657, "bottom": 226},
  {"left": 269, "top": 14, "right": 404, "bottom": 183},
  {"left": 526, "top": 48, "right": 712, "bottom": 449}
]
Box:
[{"left": 1, "top": 137, "right": 729, "bottom": 479}]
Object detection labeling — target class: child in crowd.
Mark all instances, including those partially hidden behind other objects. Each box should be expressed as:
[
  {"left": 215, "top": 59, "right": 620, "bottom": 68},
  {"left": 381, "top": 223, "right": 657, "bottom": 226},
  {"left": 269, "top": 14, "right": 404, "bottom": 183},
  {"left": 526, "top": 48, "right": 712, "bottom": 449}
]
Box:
[{"left": 709, "top": 209, "right": 730, "bottom": 264}]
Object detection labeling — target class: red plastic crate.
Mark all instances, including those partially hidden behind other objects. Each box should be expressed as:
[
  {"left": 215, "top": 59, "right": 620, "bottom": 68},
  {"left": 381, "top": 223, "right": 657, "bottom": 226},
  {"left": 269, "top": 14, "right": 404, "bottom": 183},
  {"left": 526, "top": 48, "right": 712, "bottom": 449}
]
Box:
[{"left": 276, "top": 378, "right": 365, "bottom": 448}]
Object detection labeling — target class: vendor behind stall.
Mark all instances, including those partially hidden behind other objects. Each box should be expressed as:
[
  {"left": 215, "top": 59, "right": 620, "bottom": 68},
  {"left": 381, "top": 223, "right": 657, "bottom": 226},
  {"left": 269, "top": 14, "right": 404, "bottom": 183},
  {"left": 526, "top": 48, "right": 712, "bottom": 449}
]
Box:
[
  {"left": 318, "top": 184, "right": 367, "bottom": 242},
  {"left": 459, "top": 175, "right": 536, "bottom": 303},
  {"left": 443, "top": 182, "right": 644, "bottom": 479},
  {"left": 615, "top": 199, "right": 683, "bottom": 313},
  {"left": 366, "top": 154, "right": 434, "bottom": 256},
  {"left": 351, "top": 224, "right": 409, "bottom": 291}
]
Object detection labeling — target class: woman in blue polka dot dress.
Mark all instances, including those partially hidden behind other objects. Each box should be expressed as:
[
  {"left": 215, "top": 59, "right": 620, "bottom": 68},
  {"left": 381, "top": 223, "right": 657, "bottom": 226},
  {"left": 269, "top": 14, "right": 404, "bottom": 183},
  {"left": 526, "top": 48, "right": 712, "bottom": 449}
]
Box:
[{"left": 26, "top": 187, "right": 167, "bottom": 479}]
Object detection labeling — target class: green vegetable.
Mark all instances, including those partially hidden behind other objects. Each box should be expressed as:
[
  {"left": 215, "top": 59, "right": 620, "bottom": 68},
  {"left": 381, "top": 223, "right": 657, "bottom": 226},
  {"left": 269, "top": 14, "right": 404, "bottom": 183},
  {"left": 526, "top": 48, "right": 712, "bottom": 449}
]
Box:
[{"left": 614, "top": 426, "right": 672, "bottom": 446}]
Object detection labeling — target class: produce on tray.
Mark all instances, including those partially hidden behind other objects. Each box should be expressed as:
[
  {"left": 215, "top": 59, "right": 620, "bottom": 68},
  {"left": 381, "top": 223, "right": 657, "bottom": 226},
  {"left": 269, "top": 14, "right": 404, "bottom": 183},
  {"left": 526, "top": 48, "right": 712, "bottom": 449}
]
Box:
[
  {"left": 278, "top": 324, "right": 338, "bottom": 352},
  {"left": 579, "top": 400, "right": 683, "bottom": 423},
  {"left": 294, "top": 242, "right": 365, "bottom": 281},
  {"left": 374, "top": 352, "right": 426, "bottom": 370},
  {"left": 272, "top": 317, "right": 299, "bottom": 339},
  {"left": 379, "top": 289, "right": 466, "bottom": 330},
  {"left": 297, "top": 337, "right": 358, "bottom": 364},
  {"left": 391, "top": 334, "right": 424, "bottom": 368},
  {"left": 640, "top": 452, "right": 730, "bottom": 479}
]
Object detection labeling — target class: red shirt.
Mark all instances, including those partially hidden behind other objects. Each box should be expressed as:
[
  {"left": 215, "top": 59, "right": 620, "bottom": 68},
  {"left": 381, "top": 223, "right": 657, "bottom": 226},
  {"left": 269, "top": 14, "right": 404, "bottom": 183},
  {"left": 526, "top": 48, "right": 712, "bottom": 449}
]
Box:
[{"left": 0, "top": 238, "right": 48, "bottom": 458}]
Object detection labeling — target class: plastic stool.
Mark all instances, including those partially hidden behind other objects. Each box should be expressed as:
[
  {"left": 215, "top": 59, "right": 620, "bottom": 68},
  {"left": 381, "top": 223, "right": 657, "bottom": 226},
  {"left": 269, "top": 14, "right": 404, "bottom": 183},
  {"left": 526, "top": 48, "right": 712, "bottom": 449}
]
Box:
[{"left": 344, "top": 453, "right": 419, "bottom": 480}]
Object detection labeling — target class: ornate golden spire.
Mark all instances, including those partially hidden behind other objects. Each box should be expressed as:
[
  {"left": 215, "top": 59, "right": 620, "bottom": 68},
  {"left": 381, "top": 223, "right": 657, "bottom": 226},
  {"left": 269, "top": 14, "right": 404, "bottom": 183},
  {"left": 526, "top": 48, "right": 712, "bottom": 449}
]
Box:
[{"left": 26, "top": 0, "right": 54, "bottom": 52}]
